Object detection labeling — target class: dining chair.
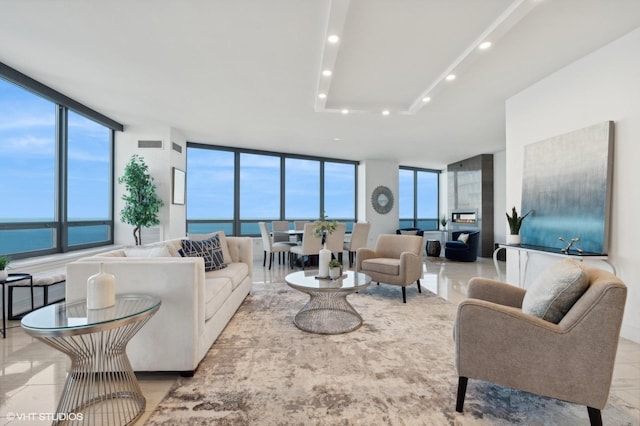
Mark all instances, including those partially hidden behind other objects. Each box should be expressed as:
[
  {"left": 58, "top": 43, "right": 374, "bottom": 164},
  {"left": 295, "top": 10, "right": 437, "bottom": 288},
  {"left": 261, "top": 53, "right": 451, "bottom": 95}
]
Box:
[
  {"left": 290, "top": 223, "right": 323, "bottom": 270},
  {"left": 258, "top": 222, "right": 291, "bottom": 270},
  {"left": 272, "top": 221, "right": 296, "bottom": 264},
  {"left": 324, "top": 223, "right": 346, "bottom": 263},
  {"left": 343, "top": 222, "right": 370, "bottom": 267}
]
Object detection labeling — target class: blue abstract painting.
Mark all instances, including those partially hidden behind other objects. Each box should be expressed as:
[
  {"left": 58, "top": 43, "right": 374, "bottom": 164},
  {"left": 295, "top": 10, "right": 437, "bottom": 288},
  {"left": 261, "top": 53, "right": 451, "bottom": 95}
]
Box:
[{"left": 520, "top": 121, "right": 614, "bottom": 254}]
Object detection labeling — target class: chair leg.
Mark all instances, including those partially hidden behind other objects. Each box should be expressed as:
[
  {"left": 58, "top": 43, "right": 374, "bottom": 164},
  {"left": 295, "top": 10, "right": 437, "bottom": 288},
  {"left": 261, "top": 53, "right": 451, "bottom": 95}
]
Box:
[
  {"left": 263, "top": 251, "right": 267, "bottom": 267},
  {"left": 417, "top": 279, "right": 421, "bottom": 293},
  {"left": 402, "top": 286, "right": 406, "bottom": 303},
  {"left": 587, "top": 407, "right": 602, "bottom": 426},
  {"left": 456, "top": 377, "right": 468, "bottom": 413},
  {"left": 269, "top": 253, "right": 273, "bottom": 270}
]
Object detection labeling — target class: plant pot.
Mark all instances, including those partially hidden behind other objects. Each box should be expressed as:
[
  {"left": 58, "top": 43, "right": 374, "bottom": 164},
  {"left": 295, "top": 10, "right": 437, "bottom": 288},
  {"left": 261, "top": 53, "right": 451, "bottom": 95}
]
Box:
[
  {"left": 329, "top": 266, "right": 343, "bottom": 280},
  {"left": 0, "top": 269, "right": 7, "bottom": 282},
  {"left": 506, "top": 234, "right": 521, "bottom": 245}
]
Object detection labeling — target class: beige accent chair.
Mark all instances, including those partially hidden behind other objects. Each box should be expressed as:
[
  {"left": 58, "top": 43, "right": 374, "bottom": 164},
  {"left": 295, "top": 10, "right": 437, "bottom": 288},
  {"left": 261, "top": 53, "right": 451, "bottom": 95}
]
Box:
[
  {"left": 344, "top": 222, "right": 371, "bottom": 267},
  {"left": 290, "top": 223, "right": 323, "bottom": 270},
  {"left": 454, "top": 263, "right": 627, "bottom": 425},
  {"left": 356, "top": 234, "right": 423, "bottom": 303},
  {"left": 258, "top": 222, "right": 291, "bottom": 270},
  {"left": 272, "top": 221, "right": 296, "bottom": 264}
]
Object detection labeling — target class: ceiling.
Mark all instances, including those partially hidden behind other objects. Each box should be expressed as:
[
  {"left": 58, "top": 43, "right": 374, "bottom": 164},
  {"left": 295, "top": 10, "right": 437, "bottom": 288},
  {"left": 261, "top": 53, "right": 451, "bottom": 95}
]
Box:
[{"left": 2, "top": 0, "right": 640, "bottom": 169}]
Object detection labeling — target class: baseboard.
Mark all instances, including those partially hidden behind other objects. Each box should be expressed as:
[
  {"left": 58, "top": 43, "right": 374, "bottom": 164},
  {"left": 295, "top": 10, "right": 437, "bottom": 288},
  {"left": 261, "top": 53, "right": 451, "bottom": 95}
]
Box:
[{"left": 620, "top": 322, "right": 640, "bottom": 344}]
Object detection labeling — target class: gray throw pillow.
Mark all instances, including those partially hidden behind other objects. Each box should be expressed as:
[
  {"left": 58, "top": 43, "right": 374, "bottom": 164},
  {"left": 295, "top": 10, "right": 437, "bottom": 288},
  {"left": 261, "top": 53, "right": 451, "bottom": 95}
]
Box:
[
  {"left": 181, "top": 234, "right": 227, "bottom": 271},
  {"left": 522, "top": 259, "right": 589, "bottom": 324}
]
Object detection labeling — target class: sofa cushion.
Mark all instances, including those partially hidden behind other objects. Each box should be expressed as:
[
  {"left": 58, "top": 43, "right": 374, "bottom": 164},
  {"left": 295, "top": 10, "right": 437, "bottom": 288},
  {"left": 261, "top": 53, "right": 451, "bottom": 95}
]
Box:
[
  {"left": 445, "top": 241, "right": 467, "bottom": 249},
  {"left": 362, "top": 258, "right": 400, "bottom": 276},
  {"left": 204, "top": 277, "right": 232, "bottom": 321},
  {"left": 205, "top": 262, "right": 248, "bottom": 290},
  {"left": 181, "top": 235, "right": 227, "bottom": 272},
  {"left": 522, "top": 259, "right": 589, "bottom": 324},
  {"left": 124, "top": 245, "right": 173, "bottom": 257},
  {"left": 188, "top": 231, "right": 232, "bottom": 264}
]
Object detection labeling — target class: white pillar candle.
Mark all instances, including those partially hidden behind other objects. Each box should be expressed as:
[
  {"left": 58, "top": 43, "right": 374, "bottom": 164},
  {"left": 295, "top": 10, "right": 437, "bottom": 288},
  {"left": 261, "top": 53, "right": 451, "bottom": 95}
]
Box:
[{"left": 87, "top": 263, "right": 115, "bottom": 310}]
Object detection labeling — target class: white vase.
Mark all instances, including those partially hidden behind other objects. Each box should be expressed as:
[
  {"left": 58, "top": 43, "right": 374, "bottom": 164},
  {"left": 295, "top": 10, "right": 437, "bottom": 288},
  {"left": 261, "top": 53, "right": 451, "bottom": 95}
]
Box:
[
  {"left": 0, "top": 269, "right": 7, "bottom": 282},
  {"left": 87, "top": 263, "right": 115, "bottom": 309},
  {"left": 329, "top": 266, "right": 343, "bottom": 280},
  {"left": 506, "top": 234, "right": 521, "bottom": 245},
  {"left": 318, "top": 244, "right": 331, "bottom": 278}
]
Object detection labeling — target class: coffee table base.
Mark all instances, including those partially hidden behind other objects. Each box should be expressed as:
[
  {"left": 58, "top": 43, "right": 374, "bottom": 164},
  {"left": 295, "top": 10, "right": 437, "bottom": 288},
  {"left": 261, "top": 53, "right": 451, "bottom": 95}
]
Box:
[{"left": 294, "top": 292, "right": 363, "bottom": 334}]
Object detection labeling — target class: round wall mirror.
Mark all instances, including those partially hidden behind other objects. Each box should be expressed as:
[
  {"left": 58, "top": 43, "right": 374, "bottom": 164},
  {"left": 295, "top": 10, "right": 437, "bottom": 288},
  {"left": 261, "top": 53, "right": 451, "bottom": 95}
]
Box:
[{"left": 371, "top": 185, "right": 394, "bottom": 214}]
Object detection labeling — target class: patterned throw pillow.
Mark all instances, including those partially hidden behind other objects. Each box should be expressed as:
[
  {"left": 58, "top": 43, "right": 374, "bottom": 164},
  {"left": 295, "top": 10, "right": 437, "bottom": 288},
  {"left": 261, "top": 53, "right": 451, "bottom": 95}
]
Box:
[{"left": 181, "top": 235, "right": 227, "bottom": 271}]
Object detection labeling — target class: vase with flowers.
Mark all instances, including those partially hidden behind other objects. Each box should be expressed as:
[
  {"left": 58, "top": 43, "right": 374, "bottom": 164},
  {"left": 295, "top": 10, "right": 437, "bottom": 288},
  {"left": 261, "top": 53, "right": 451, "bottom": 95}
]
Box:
[{"left": 313, "top": 212, "right": 338, "bottom": 278}]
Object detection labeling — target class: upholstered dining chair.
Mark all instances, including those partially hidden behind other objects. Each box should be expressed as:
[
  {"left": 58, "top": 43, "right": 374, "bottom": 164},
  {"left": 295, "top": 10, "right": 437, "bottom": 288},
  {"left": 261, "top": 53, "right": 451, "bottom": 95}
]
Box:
[
  {"left": 344, "top": 222, "right": 370, "bottom": 267},
  {"left": 272, "top": 221, "right": 296, "bottom": 264},
  {"left": 290, "top": 223, "right": 323, "bottom": 270},
  {"left": 258, "top": 222, "right": 291, "bottom": 270},
  {"left": 356, "top": 234, "right": 423, "bottom": 303},
  {"left": 324, "top": 223, "right": 346, "bottom": 263},
  {"left": 454, "top": 259, "right": 627, "bottom": 425}
]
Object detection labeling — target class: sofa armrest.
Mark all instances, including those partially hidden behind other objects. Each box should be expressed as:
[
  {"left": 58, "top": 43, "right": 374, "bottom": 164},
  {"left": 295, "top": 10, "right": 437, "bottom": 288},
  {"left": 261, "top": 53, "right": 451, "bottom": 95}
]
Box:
[{"left": 467, "top": 277, "right": 525, "bottom": 308}]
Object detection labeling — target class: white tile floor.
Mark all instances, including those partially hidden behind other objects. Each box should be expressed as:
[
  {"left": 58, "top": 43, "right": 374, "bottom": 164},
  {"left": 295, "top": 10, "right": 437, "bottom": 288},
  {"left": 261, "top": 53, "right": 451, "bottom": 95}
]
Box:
[{"left": 1, "top": 256, "right": 638, "bottom": 425}]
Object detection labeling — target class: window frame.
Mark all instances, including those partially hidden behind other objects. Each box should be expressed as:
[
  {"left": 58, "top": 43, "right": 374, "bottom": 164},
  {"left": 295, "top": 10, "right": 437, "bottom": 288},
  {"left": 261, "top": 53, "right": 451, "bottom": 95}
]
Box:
[{"left": 398, "top": 166, "right": 441, "bottom": 231}]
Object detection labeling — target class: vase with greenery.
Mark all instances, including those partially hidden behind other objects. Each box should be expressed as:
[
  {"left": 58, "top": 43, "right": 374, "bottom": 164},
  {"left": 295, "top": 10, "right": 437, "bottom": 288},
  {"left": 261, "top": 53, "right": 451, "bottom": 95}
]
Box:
[
  {"left": 328, "top": 258, "right": 343, "bottom": 280},
  {"left": 440, "top": 215, "right": 449, "bottom": 231},
  {"left": 506, "top": 206, "right": 530, "bottom": 245},
  {"left": 0, "top": 255, "right": 10, "bottom": 281},
  {"left": 118, "top": 155, "right": 164, "bottom": 246}
]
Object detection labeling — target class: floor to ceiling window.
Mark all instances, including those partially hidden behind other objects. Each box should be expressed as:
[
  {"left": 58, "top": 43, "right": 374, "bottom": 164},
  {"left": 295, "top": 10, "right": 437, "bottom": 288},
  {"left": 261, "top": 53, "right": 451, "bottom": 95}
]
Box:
[
  {"left": 186, "top": 144, "right": 358, "bottom": 235},
  {"left": 399, "top": 166, "right": 440, "bottom": 230},
  {"left": 0, "top": 63, "right": 121, "bottom": 258}
]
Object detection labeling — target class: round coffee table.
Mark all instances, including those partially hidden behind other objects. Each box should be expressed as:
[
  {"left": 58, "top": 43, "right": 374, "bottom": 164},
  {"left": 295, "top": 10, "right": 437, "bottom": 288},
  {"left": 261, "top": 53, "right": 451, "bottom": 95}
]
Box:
[{"left": 285, "top": 270, "right": 371, "bottom": 334}]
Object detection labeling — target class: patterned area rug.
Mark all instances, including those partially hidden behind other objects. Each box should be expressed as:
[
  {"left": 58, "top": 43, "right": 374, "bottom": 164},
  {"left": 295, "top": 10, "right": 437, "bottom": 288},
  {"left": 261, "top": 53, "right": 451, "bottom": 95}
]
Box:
[{"left": 146, "top": 280, "right": 638, "bottom": 425}]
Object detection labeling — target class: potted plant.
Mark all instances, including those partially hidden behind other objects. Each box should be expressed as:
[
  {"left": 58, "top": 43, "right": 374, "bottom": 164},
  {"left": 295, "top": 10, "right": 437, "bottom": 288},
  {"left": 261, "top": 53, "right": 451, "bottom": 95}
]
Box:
[
  {"left": 0, "top": 255, "right": 10, "bottom": 281},
  {"left": 440, "top": 215, "right": 448, "bottom": 231},
  {"left": 118, "top": 155, "right": 164, "bottom": 246},
  {"left": 328, "top": 259, "right": 343, "bottom": 280},
  {"left": 506, "top": 206, "right": 530, "bottom": 245},
  {"left": 313, "top": 212, "right": 338, "bottom": 278}
]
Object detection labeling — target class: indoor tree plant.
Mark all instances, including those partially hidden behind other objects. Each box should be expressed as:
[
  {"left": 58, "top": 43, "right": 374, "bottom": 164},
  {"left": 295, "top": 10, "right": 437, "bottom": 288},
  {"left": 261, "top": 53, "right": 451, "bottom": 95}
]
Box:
[
  {"left": 506, "top": 206, "right": 530, "bottom": 245},
  {"left": 118, "top": 155, "right": 164, "bottom": 246}
]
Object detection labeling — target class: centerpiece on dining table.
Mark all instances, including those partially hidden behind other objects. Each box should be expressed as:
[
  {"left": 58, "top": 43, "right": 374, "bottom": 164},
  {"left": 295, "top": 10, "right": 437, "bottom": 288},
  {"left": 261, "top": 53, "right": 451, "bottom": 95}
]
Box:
[{"left": 313, "top": 212, "right": 338, "bottom": 279}]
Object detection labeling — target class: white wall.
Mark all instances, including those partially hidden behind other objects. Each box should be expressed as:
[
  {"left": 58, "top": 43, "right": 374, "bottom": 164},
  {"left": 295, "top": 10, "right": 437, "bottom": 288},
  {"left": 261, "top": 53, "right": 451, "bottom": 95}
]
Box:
[
  {"left": 358, "top": 160, "right": 400, "bottom": 248},
  {"left": 505, "top": 27, "right": 640, "bottom": 342},
  {"left": 114, "top": 126, "right": 187, "bottom": 246},
  {"left": 492, "top": 150, "right": 507, "bottom": 245}
]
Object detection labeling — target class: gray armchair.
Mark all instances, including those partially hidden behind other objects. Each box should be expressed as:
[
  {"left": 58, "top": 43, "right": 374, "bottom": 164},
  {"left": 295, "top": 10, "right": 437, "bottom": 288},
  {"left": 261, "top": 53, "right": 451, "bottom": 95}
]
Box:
[
  {"left": 356, "top": 234, "right": 423, "bottom": 303},
  {"left": 454, "top": 263, "right": 627, "bottom": 425}
]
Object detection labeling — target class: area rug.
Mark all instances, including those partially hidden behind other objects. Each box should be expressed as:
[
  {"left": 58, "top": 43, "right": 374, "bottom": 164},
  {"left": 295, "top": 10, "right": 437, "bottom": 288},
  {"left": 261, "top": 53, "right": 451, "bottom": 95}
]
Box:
[{"left": 146, "top": 281, "right": 638, "bottom": 425}]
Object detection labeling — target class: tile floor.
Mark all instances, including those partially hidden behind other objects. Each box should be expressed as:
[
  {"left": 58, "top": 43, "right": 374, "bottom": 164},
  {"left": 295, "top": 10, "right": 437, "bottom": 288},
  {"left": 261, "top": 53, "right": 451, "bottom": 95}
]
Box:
[{"left": 1, "top": 256, "right": 638, "bottom": 425}]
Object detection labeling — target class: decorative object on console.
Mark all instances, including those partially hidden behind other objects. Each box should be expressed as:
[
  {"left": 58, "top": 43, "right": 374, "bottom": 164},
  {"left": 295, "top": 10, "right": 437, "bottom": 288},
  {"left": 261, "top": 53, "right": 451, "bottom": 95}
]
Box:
[
  {"left": 0, "top": 255, "right": 10, "bottom": 281},
  {"left": 118, "top": 154, "right": 164, "bottom": 246},
  {"left": 86, "top": 263, "right": 115, "bottom": 310},
  {"left": 505, "top": 206, "right": 530, "bottom": 245},
  {"left": 440, "top": 215, "right": 448, "bottom": 230},
  {"left": 371, "top": 185, "right": 394, "bottom": 215},
  {"left": 558, "top": 236, "right": 583, "bottom": 254}
]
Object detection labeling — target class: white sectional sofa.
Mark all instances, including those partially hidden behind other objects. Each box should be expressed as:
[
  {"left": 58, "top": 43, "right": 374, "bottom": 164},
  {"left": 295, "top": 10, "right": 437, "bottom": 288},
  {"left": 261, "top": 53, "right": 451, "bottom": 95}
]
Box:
[{"left": 65, "top": 234, "right": 252, "bottom": 375}]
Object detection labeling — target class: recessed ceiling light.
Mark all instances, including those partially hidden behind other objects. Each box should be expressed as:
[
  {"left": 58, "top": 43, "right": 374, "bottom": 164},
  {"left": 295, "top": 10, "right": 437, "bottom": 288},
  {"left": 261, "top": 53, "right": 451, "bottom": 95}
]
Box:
[
  {"left": 318, "top": 93, "right": 327, "bottom": 99},
  {"left": 341, "top": 109, "right": 349, "bottom": 115},
  {"left": 382, "top": 110, "right": 390, "bottom": 116},
  {"left": 445, "top": 74, "right": 456, "bottom": 81},
  {"left": 322, "top": 70, "right": 332, "bottom": 77},
  {"left": 422, "top": 96, "right": 431, "bottom": 103},
  {"left": 333, "top": 137, "right": 341, "bottom": 141},
  {"left": 327, "top": 34, "right": 340, "bottom": 44},
  {"left": 479, "top": 41, "right": 492, "bottom": 50}
]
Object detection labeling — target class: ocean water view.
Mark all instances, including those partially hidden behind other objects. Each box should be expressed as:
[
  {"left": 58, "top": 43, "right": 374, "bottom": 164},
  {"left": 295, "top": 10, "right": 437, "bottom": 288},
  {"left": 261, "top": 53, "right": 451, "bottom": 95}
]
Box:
[{"left": 0, "top": 224, "right": 109, "bottom": 256}]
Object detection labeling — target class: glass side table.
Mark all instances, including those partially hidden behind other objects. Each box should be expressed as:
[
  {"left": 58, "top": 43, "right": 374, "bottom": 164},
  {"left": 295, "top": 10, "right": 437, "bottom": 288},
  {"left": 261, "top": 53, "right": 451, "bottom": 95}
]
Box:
[{"left": 21, "top": 294, "right": 161, "bottom": 425}]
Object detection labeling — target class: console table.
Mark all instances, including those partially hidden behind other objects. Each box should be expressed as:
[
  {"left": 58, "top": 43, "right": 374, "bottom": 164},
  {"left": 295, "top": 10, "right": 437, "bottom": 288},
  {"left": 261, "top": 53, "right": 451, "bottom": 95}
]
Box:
[
  {"left": 21, "top": 294, "right": 161, "bottom": 425},
  {"left": 493, "top": 243, "right": 613, "bottom": 287}
]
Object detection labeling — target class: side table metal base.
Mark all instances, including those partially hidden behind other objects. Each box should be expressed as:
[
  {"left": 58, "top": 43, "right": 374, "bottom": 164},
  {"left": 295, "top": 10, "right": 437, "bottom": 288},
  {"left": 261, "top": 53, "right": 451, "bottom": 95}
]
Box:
[
  {"left": 294, "top": 292, "right": 363, "bottom": 334},
  {"left": 38, "top": 317, "right": 151, "bottom": 425}
]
